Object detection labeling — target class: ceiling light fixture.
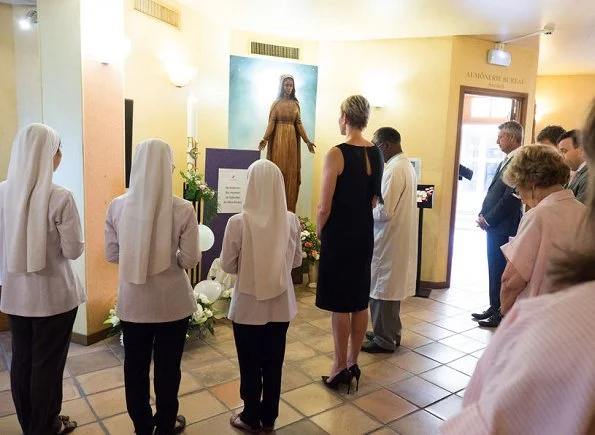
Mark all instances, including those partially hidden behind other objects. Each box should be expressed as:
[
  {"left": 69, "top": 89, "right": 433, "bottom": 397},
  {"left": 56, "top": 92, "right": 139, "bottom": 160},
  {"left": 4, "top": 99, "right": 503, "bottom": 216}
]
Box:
[
  {"left": 487, "top": 23, "right": 556, "bottom": 67},
  {"left": 19, "top": 9, "right": 37, "bottom": 31}
]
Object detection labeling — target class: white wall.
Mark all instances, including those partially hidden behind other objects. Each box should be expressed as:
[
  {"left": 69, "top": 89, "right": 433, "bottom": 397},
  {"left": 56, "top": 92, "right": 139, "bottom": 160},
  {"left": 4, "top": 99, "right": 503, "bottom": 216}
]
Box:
[
  {"left": 12, "top": 5, "right": 42, "bottom": 129},
  {"left": 38, "top": 0, "right": 87, "bottom": 334}
]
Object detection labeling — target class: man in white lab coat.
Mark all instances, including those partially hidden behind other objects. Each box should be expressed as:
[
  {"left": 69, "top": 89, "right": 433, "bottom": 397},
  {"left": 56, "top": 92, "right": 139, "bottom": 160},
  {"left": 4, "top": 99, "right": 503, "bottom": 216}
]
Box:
[{"left": 362, "top": 127, "right": 418, "bottom": 353}]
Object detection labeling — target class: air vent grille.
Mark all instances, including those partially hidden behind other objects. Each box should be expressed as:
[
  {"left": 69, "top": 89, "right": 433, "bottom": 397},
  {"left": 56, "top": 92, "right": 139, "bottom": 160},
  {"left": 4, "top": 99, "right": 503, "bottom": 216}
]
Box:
[
  {"left": 251, "top": 42, "right": 299, "bottom": 60},
  {"left": 134, "top": 0, "right": 180, "bottom": 28}
]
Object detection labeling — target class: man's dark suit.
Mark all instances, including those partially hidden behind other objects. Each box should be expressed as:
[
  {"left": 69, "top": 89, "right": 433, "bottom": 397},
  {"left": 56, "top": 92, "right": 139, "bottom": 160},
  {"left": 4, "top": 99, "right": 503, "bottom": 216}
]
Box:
[
  {"left": 568, "top": 165, "right": 589, "bottom": 204},
  {"left": 480, "top": 157, "right": 523, "bottom": 310}
]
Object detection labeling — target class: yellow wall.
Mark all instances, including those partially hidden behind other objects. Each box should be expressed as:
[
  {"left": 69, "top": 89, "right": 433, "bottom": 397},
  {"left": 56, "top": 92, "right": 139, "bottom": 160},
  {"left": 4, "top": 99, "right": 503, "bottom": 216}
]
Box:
[
  {"left": 122, "top": 5, "right": 542, "bottom": 285},
  {"left": 536, "top": 74, "right": 595, "bottom": 132},
  {"left": 81, "top": 0, "right": 125, "bottom": 335},
  {"left": 124, "top": 0, "right": 230, "bottom": 197},
  {"left": 0, "top": 4, "right": 17, "bottom": 181},
  {"left": 440, "top": 37, "right": 539, "bottom": 283},
  {"left": 313, "top": 37, "right": 455, "bottom": 283}
]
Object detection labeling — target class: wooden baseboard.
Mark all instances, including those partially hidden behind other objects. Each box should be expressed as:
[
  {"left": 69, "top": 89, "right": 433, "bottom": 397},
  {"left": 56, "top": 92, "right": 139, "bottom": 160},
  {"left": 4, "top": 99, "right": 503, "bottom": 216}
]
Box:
[
  {"left": 71, "top": 328, "right": 110, "bottom": 346},
  {"left": 420, "top": 281, "right": 449, "bottom": 289}
]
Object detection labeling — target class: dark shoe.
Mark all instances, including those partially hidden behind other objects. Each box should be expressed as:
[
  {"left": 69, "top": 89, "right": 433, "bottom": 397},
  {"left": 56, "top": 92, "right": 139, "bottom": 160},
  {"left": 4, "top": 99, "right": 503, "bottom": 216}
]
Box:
[
  {"left": 471, "top": 307, "right": 496, "bottom": 320},
  {"left": 348, "top": 364, "right": 361, "bottom": 392},
  {"left": 154, "top": 415, "right": 186, "bottom": 435},
  {"left": 365, "top": 331, "right": 375, "bottom": 341},
  {"left": 478, "top": 311, "right": 502, "bottom": 328},
  {"left": 322, "top": 368, "right": 354, "bottom": 394},
  {"left": 229, "top": 413, "right": 261, "bottom": 433},
  {"left": 56, "top": 415, "right": 77, "bottom": 434},
  {"left": 361, "top": 340, "right": 394, "bottom": 354}
]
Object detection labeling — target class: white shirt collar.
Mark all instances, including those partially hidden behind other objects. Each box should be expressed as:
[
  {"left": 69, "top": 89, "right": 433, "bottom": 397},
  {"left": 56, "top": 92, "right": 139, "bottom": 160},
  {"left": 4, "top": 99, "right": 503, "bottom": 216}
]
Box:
[
  {"left": 578, "top": 161, "right": 587, "bottom": 172},
  {"left": 505, "top": 146, "right": 521, "bottom": 160},
  {"left": 387, "top": 152, "right": 403, "bottom": 165}
]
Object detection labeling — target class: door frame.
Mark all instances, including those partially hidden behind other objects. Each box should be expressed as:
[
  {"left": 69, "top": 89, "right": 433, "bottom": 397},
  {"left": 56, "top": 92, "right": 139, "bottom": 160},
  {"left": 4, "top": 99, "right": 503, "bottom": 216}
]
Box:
[{"left": 445, "top": 86, "right": 529, "bottom": 287}]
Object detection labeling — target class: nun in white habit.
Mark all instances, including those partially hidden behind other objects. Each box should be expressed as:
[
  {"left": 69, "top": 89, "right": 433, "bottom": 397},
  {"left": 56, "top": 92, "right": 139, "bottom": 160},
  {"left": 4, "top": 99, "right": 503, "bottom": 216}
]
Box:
[
  {"left": 105, "top": 139, "right": 200, "bottom": 435},
  {"left": 0, "top": 123, "right": 85, "bottom": 435},
  {"left": 220, "top": 159, "right": 302, "bottom": 433}
]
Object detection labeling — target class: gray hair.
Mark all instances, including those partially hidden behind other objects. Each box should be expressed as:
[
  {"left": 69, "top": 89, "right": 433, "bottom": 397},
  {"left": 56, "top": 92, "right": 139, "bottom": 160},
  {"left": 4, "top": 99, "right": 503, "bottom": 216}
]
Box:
[{"left": 499, "top": 120, "right": 524, "bottom": 145}]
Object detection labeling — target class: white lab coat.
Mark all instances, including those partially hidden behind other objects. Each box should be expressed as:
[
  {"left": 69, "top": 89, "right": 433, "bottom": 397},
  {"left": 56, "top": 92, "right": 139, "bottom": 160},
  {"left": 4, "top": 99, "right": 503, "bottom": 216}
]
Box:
[{"left": 370, "top": 153, "right": 418, "bottom": 301}]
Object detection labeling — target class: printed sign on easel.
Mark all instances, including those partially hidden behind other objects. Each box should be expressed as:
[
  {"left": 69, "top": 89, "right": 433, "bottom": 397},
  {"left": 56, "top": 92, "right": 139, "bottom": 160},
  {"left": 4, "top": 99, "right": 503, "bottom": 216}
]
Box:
[{"left": 217, "top": 168, "right": 248, "bottom": 214}]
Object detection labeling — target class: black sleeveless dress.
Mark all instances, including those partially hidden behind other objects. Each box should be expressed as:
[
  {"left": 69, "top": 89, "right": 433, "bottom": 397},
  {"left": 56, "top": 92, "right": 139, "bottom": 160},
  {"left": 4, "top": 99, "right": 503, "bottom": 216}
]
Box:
[{"left": 315, "top": 143, "right": 383, "bottom": 313}]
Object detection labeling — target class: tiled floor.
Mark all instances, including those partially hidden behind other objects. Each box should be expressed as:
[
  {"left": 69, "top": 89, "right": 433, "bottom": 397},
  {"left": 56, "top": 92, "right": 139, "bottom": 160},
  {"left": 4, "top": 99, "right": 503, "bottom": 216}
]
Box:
[{"left": 0, "top": 284, "right": 495, "bottom": 434}]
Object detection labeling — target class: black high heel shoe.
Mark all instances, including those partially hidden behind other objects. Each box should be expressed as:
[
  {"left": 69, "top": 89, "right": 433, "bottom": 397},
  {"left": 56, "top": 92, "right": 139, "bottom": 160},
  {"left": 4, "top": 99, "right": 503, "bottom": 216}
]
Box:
[
  {"left": 348, "top": 364, "right": 361, "bottom": 392},
  {"left": 321, "top": 369, "right": 354, "bottom": 394}
]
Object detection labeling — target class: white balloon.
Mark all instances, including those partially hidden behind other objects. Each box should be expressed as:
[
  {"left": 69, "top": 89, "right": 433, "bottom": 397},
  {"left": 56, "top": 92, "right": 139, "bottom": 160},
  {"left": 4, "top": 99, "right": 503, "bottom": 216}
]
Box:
[
  {"left": 194, "top": 280, "right": 222, "bottom": 302},
  {"left": 198, "top": 224, "right": 215, "bottom": 252}
]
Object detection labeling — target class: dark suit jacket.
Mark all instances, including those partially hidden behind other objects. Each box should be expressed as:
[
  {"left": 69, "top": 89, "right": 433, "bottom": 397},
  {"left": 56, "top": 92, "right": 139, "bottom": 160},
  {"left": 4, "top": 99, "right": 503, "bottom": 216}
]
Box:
[
  {"left": 480, "top": 158, "right": 523, "bottom": 237},
  {"left": 568, "top": 165, "right": 589, "bottom": 204}
]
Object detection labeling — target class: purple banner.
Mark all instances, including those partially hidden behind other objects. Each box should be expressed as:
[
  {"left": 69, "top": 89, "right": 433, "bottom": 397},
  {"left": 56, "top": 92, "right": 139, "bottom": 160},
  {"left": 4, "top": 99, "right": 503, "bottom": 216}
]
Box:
[{"left": 201, "top": 148, "right": 261, "bottom": 280}]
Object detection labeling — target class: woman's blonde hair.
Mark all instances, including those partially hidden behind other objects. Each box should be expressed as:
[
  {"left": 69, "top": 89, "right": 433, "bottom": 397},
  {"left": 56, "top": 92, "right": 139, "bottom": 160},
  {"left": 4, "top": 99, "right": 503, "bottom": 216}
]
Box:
[
  {"left": 340, "top": 95, "right": 370, "bottom": 130},
  {"left": 502, "top": 144, "right": 570, "bottom": 189}
]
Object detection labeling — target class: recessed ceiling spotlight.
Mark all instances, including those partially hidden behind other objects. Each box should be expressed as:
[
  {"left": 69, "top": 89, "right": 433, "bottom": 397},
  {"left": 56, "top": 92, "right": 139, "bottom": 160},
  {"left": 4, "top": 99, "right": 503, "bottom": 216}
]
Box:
[{"left": 19, "top": 9, "right": 37, "bottom": 31}]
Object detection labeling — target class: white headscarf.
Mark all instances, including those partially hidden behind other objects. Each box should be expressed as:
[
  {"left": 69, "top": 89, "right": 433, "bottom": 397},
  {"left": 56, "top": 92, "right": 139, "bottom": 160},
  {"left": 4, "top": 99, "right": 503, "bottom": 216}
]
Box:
[
  {"left": 239, "top": 159, "right": 290, "bottom": 300},
  {"left": 3, "top": 123, "right": 61, "bottom": 273},
  {"left": 119, "top": 139, "right": 174, "bottom": 284}
]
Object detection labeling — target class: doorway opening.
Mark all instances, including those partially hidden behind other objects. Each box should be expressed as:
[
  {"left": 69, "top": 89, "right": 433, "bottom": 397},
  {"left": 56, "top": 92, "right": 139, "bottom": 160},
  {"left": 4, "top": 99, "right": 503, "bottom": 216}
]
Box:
[{"left": 448, "top": 87, "right": 527, "bottom": 292}]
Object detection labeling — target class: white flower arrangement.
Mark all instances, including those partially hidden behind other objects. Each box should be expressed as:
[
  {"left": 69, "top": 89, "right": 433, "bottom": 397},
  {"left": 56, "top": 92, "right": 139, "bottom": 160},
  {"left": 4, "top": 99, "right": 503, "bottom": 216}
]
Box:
[
  {"left": 104, "top": 290, "right": 226, "bottom": 345},
  {"left": 220, "top": 288, "right": 234, "bottom": 299}
]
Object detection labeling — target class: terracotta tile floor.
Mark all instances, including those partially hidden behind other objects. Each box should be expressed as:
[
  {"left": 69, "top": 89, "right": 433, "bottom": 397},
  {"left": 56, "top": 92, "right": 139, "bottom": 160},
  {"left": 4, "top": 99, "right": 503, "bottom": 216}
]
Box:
[{"left": 0, "top": 285, "right": 496, "bottom": 434}]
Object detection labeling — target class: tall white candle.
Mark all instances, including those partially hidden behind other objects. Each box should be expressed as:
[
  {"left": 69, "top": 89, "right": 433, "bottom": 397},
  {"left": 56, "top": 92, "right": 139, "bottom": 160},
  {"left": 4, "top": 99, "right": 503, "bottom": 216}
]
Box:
[{"left": 186, "top": 95, "right": 198, "bottom": 138}]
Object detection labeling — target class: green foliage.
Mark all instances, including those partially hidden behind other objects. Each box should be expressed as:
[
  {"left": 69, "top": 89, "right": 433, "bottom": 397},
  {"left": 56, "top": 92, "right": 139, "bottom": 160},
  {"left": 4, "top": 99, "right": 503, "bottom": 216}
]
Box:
[{"left": 180, "top": 169, "right": 219, "bottom": 225}]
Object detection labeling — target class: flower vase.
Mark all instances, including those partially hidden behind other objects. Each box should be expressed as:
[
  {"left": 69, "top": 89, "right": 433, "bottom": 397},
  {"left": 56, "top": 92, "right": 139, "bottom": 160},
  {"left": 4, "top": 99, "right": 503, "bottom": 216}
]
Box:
[{"left": 307, "top": 262, "right": 318, "bottom": 289}]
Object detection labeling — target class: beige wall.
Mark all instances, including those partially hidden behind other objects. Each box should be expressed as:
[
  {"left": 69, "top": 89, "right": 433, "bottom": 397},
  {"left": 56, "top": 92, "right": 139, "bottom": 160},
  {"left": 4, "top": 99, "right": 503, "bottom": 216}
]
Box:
[
  {"left": 0, "top": 4, "right": 18, "bottom": 181},
  {"left": 440, "top": 37, "right": 539, "bottom": 283},
  {"left": 124, "top": 0, "right": 231, "bottom": 197},
  {"left": 80, "top": 0, "right": 125, "bottom": 335},
  {"left": 122, "top": 13, "right": 542, "bottom": 285},
  {"left": 313, "top": 37, "right": 455, "bottom": 283},
  {"left": 536, "top": 74, "right": 595, "bottom": 133}
]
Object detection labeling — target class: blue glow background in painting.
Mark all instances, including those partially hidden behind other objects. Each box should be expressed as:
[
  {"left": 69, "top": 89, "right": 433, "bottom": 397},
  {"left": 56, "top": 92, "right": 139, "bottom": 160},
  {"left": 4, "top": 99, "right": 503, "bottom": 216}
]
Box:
[{"left": 228, "top": 55, "right": 318, "bottom": 216}]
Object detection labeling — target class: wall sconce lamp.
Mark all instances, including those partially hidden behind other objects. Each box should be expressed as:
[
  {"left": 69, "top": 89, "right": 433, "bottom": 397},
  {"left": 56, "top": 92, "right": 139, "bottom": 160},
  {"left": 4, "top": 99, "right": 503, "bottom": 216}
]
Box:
[
  {"left": 19, "top": 9, "right": 37, "bottom": 31},
  {"left": 166, "top": 63, "right": 197, "bottom": 88}
]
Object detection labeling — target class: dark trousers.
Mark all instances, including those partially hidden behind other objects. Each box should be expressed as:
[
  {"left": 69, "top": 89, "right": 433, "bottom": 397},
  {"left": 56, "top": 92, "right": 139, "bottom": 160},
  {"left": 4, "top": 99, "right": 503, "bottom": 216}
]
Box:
[
  {"left": 9, "top": 307, "right": 78, "bottom": 435},
  {"left": 232, "top": 321, "right": 290, "bottom": 429},
  {"left": 121, "top": 317, "right": 189, "bottom": 435},
  {"left": 486, "top": 232, "right": 509, "bottom": 310}
]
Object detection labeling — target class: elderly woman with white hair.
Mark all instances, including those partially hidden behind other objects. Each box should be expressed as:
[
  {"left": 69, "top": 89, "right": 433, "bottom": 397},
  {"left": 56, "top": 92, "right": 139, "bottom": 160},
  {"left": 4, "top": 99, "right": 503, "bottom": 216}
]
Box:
[
  {"left": 498, "top": 144, "right": 586, "bottom": 314},
  {"left": 220, "top": 159, "right": 302, "bottom": 433},
  {"left": 0, "top": 124, "right": 85, "bottom": 434},
  {"left": 105, "top": 139, "right": 200, "bottom": 435}
]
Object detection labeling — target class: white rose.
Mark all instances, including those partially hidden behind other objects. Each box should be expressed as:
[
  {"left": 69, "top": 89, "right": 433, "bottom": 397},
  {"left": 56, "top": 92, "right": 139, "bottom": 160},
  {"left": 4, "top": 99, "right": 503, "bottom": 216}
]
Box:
[
  {"left": 222, "top": 289, "right": 232, "bottom": 299},
  {"left": 314, "top": 252, "right": 320, "bottom": 260},
  {"left": 205, "top": 309, "right": 213, "bottom": 318},
  {"left": 198, "top": 293, "right": 210, "bottom": 305},
  {"left": 193, "top": 304, "right": 204, "bottom": 321}
]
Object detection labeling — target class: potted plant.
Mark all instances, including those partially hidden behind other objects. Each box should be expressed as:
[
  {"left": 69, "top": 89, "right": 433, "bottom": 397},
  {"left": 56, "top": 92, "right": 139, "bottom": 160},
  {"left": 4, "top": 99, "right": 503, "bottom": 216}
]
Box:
[{"left": 298, "top": 216, "right": 321, "bottom": 288}]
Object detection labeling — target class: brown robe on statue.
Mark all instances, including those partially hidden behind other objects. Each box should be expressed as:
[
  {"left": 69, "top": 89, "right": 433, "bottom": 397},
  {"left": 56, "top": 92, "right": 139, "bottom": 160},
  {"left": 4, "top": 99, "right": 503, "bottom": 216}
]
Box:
[{"left": 262, "top": 98, "right": 311, "bottom": 212}]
